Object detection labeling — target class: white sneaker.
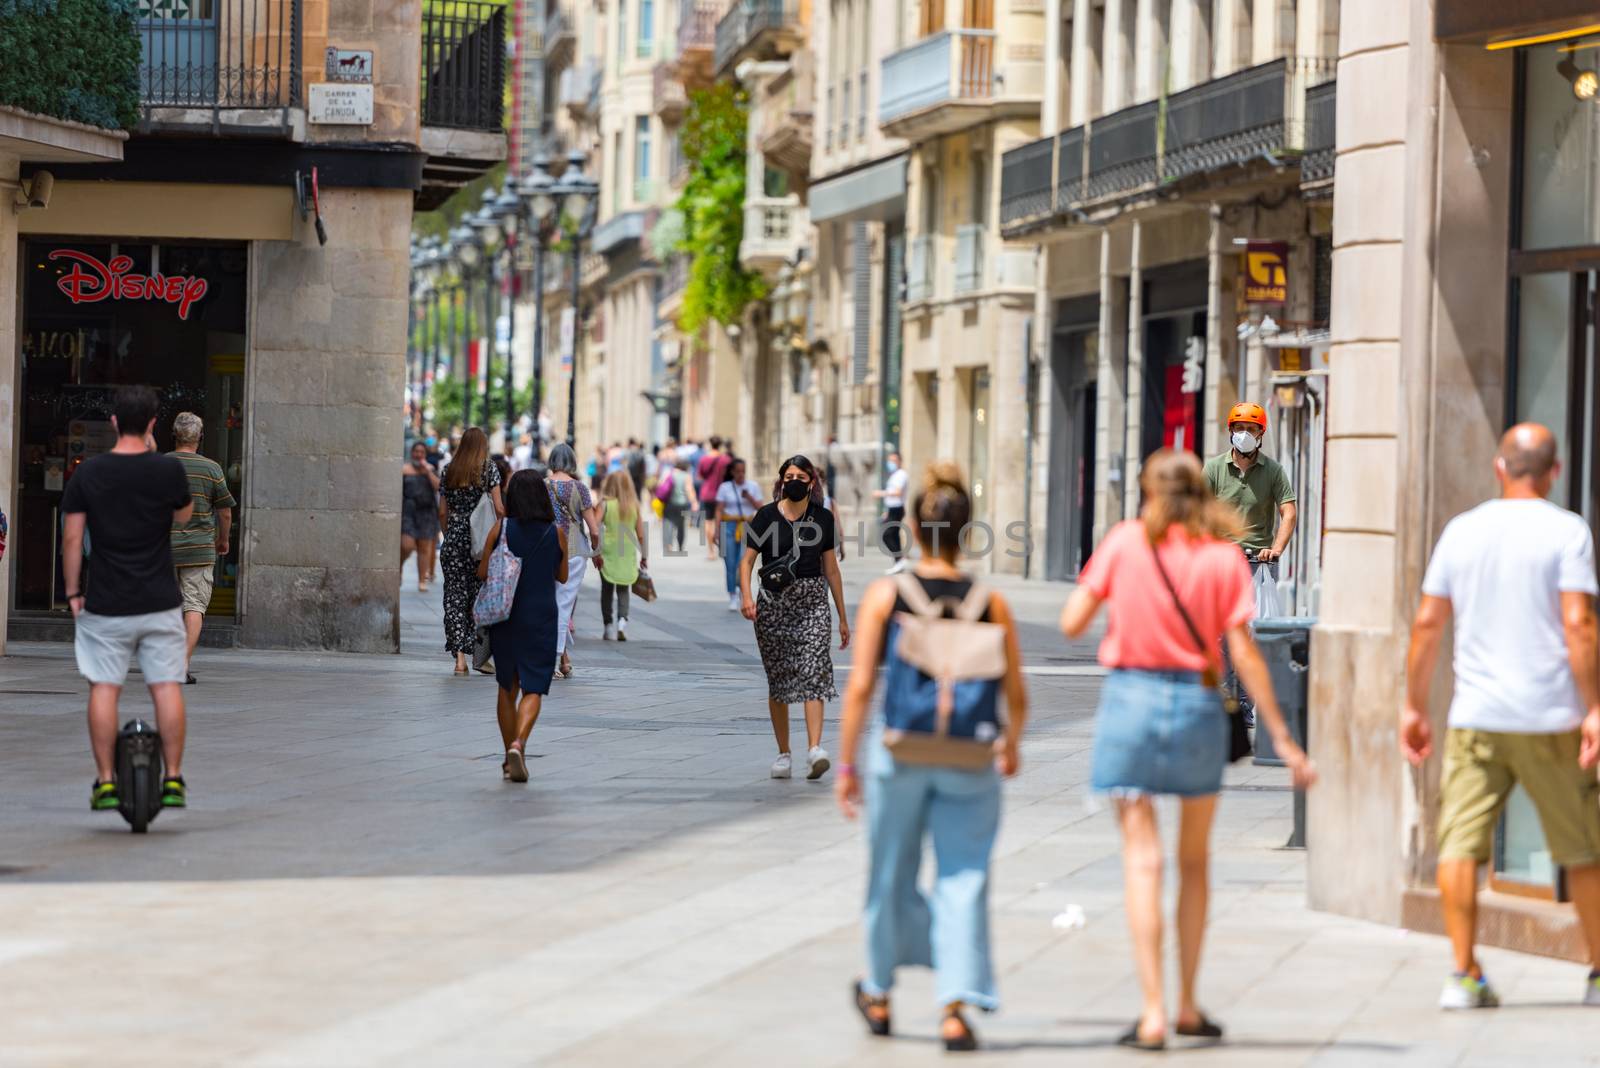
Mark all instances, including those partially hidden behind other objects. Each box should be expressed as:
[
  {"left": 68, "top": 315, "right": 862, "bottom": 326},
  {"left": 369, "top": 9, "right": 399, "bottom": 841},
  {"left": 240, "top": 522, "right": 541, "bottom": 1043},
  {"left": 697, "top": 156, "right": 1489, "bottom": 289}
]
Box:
[
  {"left": 886, "top": 560, "right": 908, "bottom": 575},
  {"left": 728, "top": 592, "right": 740, "bottom": 612},
  {"left": 770, "top": 753, "right": 793, "bottom": 779},
  {"left": 807, "top": 745, "right": 831, "bottom": 780},
  {"left": 1439, "top": 973, "right": 1499, "bottom": 1010},
  {"left": 603, "top": 623, "right": 617, "bottom": 641},
  {"left": 617, "top": 618, "right": 628, "bottom": 642}
]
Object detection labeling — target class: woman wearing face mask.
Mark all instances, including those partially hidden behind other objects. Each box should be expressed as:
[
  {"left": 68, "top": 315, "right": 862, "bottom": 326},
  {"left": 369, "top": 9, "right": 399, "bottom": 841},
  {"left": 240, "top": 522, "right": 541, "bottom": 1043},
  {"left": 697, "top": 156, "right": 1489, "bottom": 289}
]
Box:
[{"left": 739, "top": 455, "right": 850, "bottom": 781}]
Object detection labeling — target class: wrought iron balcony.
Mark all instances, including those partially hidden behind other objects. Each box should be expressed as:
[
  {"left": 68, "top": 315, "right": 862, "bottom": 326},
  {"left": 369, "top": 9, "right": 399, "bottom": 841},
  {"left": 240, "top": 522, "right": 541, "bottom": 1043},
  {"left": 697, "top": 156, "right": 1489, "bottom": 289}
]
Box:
[
  {"left": 1301, "top": 79, "right": 1336, "bottom": 192},
  {"left": 999, "top": 133, "right": 1053, "bottom": 231},
  {"left": 1162, "top": 56, "right": 1335, "bottom": 183},
  {"left": 560, "top": 59, "right": 600, "bottom": 120},
  {"left": 545, "top": 4, "right": 575, "bottom": 68},
  {"left": 138, "top": 0, "right": 302, "bottom": 127},
  {"left": 1084, "top": 98, "right": 1158, "bottom": 202},
  {"left": 654, "top": 62, "right": 687, "bottom": 122},
  {"left": 879, "top": 29, "right": 1036, "bottom": 139},
  {"left": 422, "top": 0, "right": 507, "bottom": 132},
  {"left": 739, "top": 195, "right": 807, "bottom": 273},
  {"left": 714, "top": 0, "right": 801, "bottom": 79}
]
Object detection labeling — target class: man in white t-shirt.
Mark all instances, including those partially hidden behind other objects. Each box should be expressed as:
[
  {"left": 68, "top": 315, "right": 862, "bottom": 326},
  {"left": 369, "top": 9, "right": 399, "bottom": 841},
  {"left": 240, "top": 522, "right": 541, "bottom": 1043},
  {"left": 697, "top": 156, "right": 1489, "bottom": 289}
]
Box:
[
  {"left": 872, "top": 451, "right": 910, "bottom": 574},
  {"left": 1403, "top": 423, "right": 1600, "bottom": 1011}
]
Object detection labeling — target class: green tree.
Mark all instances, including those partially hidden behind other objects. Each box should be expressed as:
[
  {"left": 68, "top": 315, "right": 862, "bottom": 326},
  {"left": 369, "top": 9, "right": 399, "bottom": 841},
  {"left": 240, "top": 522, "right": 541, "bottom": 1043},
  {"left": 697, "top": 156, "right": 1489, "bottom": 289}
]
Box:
[{"left": 674, "top": 83, "right": 764, "bottom": 334}]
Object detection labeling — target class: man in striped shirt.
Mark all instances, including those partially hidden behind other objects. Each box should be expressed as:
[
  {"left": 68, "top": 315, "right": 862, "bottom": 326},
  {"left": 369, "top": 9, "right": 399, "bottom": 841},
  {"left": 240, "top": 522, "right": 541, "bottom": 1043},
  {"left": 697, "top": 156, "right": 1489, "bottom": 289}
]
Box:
[{"left": 168, "top": 412, "right": 236, "bottom": 684}]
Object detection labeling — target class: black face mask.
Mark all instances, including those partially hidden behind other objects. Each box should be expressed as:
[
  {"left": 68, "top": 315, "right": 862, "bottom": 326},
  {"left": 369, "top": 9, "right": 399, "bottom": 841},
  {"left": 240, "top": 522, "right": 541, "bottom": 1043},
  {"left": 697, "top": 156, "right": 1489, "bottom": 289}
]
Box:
[{"left": 781, "top": 479, "right": 810, "bottom": 502}]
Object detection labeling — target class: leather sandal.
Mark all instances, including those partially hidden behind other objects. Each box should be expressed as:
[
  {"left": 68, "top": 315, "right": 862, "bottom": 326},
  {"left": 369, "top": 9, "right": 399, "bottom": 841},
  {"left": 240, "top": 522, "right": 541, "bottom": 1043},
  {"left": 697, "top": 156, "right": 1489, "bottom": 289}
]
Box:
[
  {"left": 1175, "top": 1013, "right": 1223, "bottom": 1040},
  {"left": 942, "top": 1006, "right": 978, "bottom": 1052},
  {"left": 1117, "top": 1020, "right": 1166, "bottom": 1051},
  {"left": 852, "top": 981, "right": 890, "bottom": 1037}
]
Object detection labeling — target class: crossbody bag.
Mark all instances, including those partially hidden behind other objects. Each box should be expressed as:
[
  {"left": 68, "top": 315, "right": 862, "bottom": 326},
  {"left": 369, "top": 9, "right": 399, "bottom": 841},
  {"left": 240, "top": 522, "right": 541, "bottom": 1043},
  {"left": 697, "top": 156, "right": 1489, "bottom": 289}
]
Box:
[
  {"left": 758, "top": 508, "right": 802, "bottom": 595},
  {"left": 1147, "top": 539, "right": 1253, "bottom": 764}
]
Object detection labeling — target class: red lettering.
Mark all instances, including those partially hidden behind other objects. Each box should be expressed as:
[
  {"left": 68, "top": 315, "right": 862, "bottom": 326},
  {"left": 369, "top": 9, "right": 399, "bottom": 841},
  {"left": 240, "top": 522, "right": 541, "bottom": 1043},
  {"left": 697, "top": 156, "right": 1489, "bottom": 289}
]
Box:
[{"left": 45, "top": 249, "right": 208, "bottom": 320}]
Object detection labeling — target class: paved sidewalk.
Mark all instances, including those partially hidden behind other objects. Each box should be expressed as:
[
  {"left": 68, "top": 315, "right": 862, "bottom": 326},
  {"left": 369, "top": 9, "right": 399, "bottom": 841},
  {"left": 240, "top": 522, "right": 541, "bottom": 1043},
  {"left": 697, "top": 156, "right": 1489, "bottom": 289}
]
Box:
[{"left": 1, "top": 529, "right": 1596, "bottom": 1065}]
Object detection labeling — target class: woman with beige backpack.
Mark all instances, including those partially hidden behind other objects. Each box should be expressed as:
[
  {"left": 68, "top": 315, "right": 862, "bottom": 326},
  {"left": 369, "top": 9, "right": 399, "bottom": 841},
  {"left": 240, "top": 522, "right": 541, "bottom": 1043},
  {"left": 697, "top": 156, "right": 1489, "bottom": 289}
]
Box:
[{"left": 834, "top": 461, "right": 1028, "bottom": 1053}]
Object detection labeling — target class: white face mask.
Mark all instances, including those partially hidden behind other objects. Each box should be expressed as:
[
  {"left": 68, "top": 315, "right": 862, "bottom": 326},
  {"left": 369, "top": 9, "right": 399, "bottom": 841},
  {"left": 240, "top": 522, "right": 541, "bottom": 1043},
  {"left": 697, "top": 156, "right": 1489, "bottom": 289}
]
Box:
[{"left": 1231, "top": 429, "right": 1260, "bottom": 455}]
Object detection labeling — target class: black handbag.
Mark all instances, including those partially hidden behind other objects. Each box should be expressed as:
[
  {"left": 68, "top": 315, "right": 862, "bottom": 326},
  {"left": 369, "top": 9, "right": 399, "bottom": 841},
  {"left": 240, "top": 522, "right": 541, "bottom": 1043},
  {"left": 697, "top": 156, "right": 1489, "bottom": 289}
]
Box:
[
  {"left": 1148, "top": 540, "right": 1253, "bottom": 764},
  {"left": 757, "top": 509, "right": 801, "bottom": 595}
]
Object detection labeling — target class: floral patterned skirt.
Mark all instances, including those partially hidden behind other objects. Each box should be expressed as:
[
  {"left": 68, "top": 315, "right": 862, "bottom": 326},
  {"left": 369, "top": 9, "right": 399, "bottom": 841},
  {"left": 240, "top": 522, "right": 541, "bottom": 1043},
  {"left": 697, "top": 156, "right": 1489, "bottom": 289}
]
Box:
[{"left": 754, "top": 576, "right": 837, "bottom": 705}]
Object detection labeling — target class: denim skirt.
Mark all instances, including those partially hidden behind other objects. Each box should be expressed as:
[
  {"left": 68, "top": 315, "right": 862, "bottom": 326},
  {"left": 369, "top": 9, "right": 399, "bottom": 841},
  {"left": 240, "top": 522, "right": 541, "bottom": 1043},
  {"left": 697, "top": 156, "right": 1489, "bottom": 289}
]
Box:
[{"left": 1090, "top": 668, "right": 1228, "bottom": 797}]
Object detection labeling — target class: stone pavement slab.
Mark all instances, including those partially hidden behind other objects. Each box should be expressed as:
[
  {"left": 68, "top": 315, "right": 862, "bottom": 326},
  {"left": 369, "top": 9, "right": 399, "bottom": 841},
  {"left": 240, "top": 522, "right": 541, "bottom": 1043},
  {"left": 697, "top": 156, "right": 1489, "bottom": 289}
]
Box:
[{"left": 1, "top": 532, "right": 1597, "bottom": 1065}]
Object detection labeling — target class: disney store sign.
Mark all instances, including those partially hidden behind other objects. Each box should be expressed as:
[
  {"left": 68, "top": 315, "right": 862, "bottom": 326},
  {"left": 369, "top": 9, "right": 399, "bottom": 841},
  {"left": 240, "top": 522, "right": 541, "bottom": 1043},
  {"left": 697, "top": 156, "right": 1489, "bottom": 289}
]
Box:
[{"left": 49, "top": 249, "right": 209, "bottom": 320}]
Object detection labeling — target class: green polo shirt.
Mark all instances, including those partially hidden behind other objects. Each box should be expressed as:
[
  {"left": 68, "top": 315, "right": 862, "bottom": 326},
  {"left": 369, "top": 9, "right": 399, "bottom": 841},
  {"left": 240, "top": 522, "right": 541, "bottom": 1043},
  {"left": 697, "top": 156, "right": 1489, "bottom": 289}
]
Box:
[
  {"left": 1203, "top": 451, "right": 1295, "bottom": 552},
  {"left": 168, "top": 451, "right": 237, "bottom": 568}
]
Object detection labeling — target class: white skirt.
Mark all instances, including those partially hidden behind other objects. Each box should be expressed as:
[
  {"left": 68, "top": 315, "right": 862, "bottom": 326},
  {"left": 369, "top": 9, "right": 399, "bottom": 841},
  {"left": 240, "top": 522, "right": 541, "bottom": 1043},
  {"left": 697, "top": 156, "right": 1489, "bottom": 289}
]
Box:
[{"left": 555, "top": 555, "right": 588, "bottom": 654}]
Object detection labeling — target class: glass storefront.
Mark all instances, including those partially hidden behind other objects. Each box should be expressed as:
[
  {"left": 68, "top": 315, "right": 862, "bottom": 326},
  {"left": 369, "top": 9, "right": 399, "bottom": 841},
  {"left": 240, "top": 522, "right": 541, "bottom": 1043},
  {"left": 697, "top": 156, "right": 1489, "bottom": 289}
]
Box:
[{"left": 17, "top": 239, "right": 248, "bottom": 617}]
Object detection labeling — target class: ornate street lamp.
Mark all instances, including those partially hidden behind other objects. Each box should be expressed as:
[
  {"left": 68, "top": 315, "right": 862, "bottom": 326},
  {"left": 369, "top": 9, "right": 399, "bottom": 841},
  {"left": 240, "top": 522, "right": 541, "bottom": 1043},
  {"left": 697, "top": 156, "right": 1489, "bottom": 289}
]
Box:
[
  {"left": 490, "top": 177, "right": 523, "bottom": 442},
  {"left": 516, "top": 156, "right": 561, "bottom": 452},
  {"left": 549, "top": 149, "right": 598, "bottom": 448},
  {"left": 449, "top": 222, "right": 481, "bottom": 428},
  {"left": 467, "top": 191, "right": 503, "bottom": 436}
]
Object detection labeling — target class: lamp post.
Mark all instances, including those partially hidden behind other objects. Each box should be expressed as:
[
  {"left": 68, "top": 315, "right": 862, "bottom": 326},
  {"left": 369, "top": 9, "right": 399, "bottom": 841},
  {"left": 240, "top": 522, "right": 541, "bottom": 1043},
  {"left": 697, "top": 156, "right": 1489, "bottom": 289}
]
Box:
[
  {"left": 449, "top": 223, "right": 480, "bottom": 427},
  {"left": 490, "top": 177, "right": 524, "bottom": 443},
  {"left": 517, "top": 156, "right": 560, "bottom": 454},
  {"left": 550, "top": 150, "right": 598, "bottom": 448},
  {"left": 468, "top": 189, "right": 502, "bottom": 440}
]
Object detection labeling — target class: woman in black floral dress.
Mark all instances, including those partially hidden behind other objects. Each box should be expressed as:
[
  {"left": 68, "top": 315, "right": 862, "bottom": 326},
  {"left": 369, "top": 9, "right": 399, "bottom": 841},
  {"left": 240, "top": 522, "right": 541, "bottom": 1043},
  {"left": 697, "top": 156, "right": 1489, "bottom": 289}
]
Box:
[{"left": 439, "top": 427, "right": 504, "bottom": 674}]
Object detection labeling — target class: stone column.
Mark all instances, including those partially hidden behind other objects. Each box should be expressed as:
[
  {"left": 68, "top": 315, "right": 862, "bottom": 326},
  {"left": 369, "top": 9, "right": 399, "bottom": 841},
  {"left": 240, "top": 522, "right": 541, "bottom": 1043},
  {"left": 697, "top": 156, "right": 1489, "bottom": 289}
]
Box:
[
  {"left": 244, "top": 187, "right": 411, "bottom": 653},
  {"left": 1122, "top": 219, "right": 1144, "bottom": 517},
  {"left": 1133, "top": 0, "right": 1160, "bottom": 103},
  {"left": 1069, "top": 0, "right": 1102, "bottom": 126},
  {"left": 1093, "top": 229, "right": 1129, "bottom": 547},
  {"left": 1203, "top": 204, "right": 1227, "bottom": 458},
  {"left": 0, "top": 154, "right": 17, "bottom": 655}
]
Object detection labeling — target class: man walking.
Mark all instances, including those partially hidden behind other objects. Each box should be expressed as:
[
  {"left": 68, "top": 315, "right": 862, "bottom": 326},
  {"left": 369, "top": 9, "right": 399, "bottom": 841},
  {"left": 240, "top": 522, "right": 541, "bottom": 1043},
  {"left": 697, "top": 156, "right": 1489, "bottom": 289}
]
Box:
[
  {"left": 1402, "top": 423, "right": 1600, "bottom": 1009},
  {"left": 1203, "top": 402, "right": 1296, "bottom": 618},
  {"left": 62, "top": 385, "right": 195, "bottom": 812},
  {"left": 168, "top": 412, "right": 236, "bottom": 684},
  {"left": 872, "top": 451, "right": 909, "bottom": 574}
]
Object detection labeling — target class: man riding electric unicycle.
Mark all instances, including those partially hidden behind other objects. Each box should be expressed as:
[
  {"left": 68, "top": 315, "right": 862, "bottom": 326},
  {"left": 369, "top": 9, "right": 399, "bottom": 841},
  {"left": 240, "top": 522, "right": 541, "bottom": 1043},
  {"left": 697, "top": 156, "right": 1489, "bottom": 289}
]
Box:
[{"left": 61, "top": 385, "right": 196, "bottom": 831}]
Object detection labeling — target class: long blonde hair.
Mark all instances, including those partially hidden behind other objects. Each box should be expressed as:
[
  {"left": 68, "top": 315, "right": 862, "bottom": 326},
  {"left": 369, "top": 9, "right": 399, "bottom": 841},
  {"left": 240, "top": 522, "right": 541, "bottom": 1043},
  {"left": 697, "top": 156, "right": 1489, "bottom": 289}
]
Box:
[
  {"left": 1140, "top": 449, "right": 1244, "bottom": 544},
  {"left": 445, "top": 427, "right": 489, "bottom": 489},
  {"left": 600, "top": 469, "right": 638, "bottom": 525}
]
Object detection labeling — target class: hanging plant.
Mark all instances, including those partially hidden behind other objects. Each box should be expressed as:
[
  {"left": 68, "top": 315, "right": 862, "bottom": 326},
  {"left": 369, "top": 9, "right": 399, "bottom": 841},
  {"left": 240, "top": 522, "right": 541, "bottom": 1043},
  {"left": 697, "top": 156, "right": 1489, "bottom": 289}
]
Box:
[{"left": 673, "top": 82, "right": 765, "bottom": 334}]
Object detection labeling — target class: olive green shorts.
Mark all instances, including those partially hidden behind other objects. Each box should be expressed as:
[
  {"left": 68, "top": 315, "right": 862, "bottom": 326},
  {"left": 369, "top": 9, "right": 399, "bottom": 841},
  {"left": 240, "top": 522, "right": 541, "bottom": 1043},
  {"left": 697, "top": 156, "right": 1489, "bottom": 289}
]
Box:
[{"left": 1436, "top": 728, "right": 1600, "bottom": 868}]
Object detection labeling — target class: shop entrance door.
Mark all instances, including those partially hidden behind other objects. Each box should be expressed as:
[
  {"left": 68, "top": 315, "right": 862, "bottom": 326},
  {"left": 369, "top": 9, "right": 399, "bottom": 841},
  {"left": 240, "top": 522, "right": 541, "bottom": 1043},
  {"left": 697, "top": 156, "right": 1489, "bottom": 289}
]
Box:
[
  {"left": 1046, "top": 321, "right": 1098, "bottom": 580},
  {"left": 15, "top": 239, "right": 248, "bottom": 619}
]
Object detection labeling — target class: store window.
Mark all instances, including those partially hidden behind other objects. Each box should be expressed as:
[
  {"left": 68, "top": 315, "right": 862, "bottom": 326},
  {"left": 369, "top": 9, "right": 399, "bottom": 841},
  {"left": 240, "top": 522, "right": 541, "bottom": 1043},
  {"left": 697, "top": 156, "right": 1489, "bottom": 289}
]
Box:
[
  {"left": 1519, "top": 35, "right": 1600, "bottom": 251},
  {"left": 17, "top": 240, "right": 248, "bottom": 616}
]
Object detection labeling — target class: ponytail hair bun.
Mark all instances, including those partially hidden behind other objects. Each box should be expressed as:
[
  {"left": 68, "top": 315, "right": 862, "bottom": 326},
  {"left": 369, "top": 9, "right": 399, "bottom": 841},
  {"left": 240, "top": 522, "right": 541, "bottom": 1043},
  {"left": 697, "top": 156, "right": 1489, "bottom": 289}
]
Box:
[
  {"left": 910, "top": 459, "right": 972, "bottom": 561},
  {"left": 921, "top": 459, "right": 966, "bottom": 498}
]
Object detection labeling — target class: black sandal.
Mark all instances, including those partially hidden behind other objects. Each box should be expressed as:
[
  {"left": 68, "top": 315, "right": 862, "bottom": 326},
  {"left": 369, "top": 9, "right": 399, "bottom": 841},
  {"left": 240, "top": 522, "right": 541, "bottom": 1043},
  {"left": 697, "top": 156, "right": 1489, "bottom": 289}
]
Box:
[
  {"left": 1175, "top": 1013, "right": 1223, "bottom": 1040},
  {"left": 1117, "top": 1021, "right": 1166, "bottom": 1051},
  {"left": 852, "top": 981, "right": 891, "bottom": 1037},
  {"left": 942, "top": 1007, "right": 978, "bottom": 1052}
]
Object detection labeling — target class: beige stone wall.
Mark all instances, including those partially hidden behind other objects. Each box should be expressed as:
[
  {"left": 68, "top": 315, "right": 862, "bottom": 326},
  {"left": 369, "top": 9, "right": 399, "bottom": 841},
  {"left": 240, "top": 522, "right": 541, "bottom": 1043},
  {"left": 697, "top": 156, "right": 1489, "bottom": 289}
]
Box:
[
  {"left": 243, "top": 187, "right": 412, "bottom": 652},
  {"left": 303, "top": 0, "right": 421, "bottom": 146}
]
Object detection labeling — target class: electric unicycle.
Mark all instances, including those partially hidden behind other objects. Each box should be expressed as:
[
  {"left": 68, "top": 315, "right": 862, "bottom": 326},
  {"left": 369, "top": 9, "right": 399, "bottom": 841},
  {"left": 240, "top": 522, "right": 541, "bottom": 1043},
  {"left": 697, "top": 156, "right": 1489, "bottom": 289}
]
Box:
[{"left": 114, "top": 719, "right": 164, "bottom": 833}]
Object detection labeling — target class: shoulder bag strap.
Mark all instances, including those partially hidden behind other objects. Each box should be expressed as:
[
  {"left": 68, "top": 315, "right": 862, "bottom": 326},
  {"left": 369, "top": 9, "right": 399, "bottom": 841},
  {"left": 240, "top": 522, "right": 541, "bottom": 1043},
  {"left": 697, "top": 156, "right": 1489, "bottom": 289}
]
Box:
[
  {"left": 1147, "top": 538, "right": 1223, "bottom": 688},
  {"left": 892, "top": 572, "right": 939, "bottom": 617},
  {"left": 953, "top": 579, "right": 991, "bottom": 622}
]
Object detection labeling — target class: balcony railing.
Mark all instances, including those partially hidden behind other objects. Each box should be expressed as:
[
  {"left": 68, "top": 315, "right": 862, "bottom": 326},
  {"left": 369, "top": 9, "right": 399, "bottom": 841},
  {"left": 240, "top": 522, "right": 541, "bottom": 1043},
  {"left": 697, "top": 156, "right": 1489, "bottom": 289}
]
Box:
[
  {"left": 678, "top": 0, "right": 720, "bottom": 54},
  {"left": 1301, "top": 79, "right": 1337, "bottom": 189},
  {"left": 660, "top": 254, "right": 690, "bottom": 300},
  {"left": 999, "top": 59, "right": 1336, "bottom": 232},
  {"left": 559, "top": 59, "right": 600, "bottom": 118},
  {"left": 906, "top": 234, "right": 934, "bottom": 303},
  {"left": 714, "top": 0, "right": 799, "bottom": 77},
  {"left": 138, "top": 0, "right": 302, "bottom": 119},
  {"left": 954, "top": 224, "right": 984, "bottom": 294},
  {"left": 879, "top": 29, "right": 996, "bottom": 128},
  {"left": 545, "top": 5, "right": 575, "bottom": 67},
  {"left": 654, "top": 61, "right": 687, "bottom": 121},
  {"left": 1163, "top": 56, "right": 1335, "bottom": 181},
  {"left": 739, "top": 195, "right": 806, "bottom": 268},
  {"left": 422, "top": 1, "right": 506, "bottom": 132}
]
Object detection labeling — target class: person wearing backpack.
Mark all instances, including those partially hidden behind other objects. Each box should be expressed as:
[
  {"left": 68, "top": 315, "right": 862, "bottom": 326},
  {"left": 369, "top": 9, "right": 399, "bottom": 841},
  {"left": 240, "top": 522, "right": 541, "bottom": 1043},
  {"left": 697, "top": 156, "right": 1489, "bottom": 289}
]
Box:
[
  {"left": 1058, "top": 448, "right": 1315, "bottom": 1050},
  {"left": 835, "top": 461, "right": 1028, "bottom": 1053},
  {"left": 655, "top": 455, "right": 693, "bottom": 553}
]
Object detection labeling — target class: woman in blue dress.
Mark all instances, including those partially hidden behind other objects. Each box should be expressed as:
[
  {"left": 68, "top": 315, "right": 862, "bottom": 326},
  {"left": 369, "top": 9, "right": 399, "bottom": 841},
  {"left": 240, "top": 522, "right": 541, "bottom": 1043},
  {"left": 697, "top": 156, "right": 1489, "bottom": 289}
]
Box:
[{"left": 478, "top": 469, "right": 567, "bottom": 782}]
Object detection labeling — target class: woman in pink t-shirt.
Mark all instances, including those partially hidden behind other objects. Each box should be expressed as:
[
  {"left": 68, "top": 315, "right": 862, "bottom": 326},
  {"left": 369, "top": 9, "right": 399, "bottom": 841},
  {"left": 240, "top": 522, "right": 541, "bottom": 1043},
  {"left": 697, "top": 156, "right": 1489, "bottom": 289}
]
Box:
[{"left": 1060, "top": 449, "right": 1314, "bottom": 1051}]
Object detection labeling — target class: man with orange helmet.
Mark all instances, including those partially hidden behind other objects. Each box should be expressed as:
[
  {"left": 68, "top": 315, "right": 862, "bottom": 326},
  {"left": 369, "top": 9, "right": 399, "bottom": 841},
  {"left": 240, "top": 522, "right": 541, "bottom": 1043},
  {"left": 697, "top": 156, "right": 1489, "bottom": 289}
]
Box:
[{"left": 1204, "top": 402, "right": 1297, "bottom": 575}]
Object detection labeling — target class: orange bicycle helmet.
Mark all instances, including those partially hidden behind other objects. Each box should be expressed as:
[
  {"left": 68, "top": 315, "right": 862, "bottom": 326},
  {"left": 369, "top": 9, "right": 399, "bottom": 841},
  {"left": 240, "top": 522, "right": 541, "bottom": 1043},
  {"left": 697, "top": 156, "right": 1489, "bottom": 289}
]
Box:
[{"left": 1227, "top": 402, "right": 1267, "bottom": 430}]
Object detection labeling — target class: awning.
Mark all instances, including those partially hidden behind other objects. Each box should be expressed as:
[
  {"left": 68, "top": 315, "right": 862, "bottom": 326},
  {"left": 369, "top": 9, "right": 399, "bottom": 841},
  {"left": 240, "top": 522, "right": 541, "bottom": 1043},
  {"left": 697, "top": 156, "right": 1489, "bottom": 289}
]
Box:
[{"left": 808, "top": 153, "right": 908, "bottom": 224}]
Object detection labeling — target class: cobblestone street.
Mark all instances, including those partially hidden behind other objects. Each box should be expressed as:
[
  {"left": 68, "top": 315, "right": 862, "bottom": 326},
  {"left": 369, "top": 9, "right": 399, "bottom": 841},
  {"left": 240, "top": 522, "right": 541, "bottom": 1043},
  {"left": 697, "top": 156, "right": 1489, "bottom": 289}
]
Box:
[{"left": 1, "top": 537, "right": 1595, "bottom": 1066}]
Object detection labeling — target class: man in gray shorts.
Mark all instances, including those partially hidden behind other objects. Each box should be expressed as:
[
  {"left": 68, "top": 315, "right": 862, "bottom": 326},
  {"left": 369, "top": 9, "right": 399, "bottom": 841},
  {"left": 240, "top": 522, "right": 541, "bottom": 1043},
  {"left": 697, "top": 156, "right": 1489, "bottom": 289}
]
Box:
[{"left": 61, "top": 385, "right": 195, "bottom": 813}]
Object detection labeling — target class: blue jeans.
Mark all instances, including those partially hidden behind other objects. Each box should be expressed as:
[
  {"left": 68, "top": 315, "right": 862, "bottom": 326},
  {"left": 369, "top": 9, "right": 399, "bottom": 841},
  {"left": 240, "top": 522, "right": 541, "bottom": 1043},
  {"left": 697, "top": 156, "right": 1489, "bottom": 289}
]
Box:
[
  {"left": 861, "top": 739, "right": 1001, "bottom": 1010},
  {"left": 721, "top": 520, "right": 742, "bottom": 596}
]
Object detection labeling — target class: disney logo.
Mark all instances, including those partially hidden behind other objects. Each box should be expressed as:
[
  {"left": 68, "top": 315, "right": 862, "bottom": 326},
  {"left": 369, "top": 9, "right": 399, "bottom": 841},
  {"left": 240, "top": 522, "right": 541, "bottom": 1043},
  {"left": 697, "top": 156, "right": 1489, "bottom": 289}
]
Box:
[{"left": 48, "top": 249, "right": 209, "bottom": 321}]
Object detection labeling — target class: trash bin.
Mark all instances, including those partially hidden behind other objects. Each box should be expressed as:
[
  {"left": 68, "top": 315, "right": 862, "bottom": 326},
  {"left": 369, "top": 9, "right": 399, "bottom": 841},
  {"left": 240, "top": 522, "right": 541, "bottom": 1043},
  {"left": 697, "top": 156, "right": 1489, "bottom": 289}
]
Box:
[
  {"left": 1251, "top": 617, "right": 1312, "bottom": 767},
  {"left": 1250, "top": 617, "right": 1313, "bottom": 848}
]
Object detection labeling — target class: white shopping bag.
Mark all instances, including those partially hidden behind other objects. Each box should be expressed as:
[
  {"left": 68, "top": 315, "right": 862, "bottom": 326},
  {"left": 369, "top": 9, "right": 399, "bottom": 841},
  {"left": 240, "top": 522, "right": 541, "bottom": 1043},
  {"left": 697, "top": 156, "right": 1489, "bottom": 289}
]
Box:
[{"left": 1252, "top": 561, "right": 1281, "bottom": 621}]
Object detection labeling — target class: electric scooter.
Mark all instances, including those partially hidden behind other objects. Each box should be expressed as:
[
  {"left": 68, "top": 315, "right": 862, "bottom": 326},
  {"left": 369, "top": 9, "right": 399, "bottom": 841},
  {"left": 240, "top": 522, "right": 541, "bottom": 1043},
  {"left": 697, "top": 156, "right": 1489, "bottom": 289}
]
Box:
[{"left": 114, "top": 719, "right": 164, "bottom": 833}]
